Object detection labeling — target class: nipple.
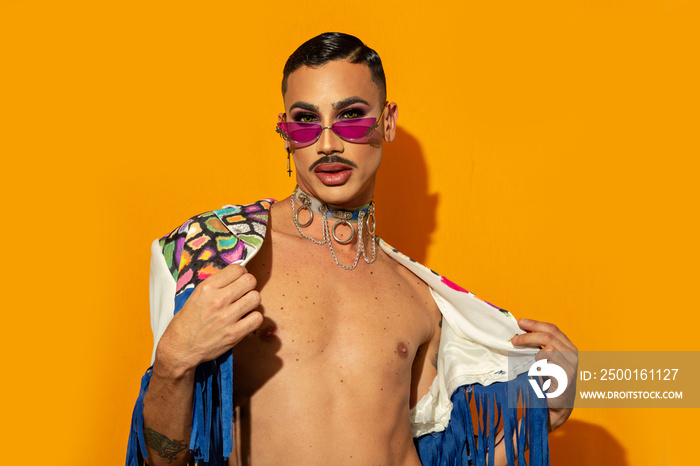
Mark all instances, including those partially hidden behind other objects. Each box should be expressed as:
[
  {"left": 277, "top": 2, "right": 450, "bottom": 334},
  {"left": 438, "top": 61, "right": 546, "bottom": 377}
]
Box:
[
  {"left": 259, "top": 324, "right": 277, "bottom": 342},
  {"left": 396, "top": 342, "right": 409, "bottom": 359}
]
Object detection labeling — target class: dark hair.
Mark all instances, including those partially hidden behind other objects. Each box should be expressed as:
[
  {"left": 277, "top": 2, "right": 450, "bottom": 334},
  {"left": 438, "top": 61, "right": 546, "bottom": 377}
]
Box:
[{"left": 282, "top": 32, "right": 386, "bottom": 101}]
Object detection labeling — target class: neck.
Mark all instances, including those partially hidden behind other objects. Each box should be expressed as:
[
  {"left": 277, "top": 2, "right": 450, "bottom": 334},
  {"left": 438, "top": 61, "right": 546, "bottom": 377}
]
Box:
[
  {"left": 290, "top": 186, "right": 377, "bottom": 270},
  {"left": 295, "top": 186, "right": 373, "bottom": 222}
]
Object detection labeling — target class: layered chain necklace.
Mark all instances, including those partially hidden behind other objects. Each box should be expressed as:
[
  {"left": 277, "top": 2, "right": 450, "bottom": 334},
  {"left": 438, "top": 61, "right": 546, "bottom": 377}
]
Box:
[{"left": 290, "top": 186, "right": 377, "bottom": 270}]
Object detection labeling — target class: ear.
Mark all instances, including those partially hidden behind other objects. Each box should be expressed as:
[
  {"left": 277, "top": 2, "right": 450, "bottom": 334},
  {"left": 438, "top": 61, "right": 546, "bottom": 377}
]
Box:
[{"left": 383, "top": 102, "right": 398, "bottom": 143}]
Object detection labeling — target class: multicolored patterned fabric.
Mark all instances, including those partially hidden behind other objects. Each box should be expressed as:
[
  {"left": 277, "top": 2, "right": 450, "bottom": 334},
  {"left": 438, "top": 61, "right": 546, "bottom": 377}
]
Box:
[
  {"left": 159, "top": 199, "right": 272, "bottom": 298},
  {"left": 127, "top": 199, "right": 273, "bottom": 466}
]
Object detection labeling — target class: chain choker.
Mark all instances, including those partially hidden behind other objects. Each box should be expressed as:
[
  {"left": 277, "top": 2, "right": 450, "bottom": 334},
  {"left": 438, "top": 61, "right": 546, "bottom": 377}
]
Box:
[{"left": 290, "top": 186, "right": 377, "bottom": 270}]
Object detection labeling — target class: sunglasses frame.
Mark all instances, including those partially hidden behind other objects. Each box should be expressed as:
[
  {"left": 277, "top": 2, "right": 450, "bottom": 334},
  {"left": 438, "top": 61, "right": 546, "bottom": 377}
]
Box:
[{"left": 276, "top": 103, "right": 388, "bottom": 148}]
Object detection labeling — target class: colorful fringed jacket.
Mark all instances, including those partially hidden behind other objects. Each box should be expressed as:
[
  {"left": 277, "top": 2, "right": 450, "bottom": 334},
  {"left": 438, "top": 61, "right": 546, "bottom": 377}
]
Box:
[{"left": 127, "top": 199, "right": 550, "bottom": 466}]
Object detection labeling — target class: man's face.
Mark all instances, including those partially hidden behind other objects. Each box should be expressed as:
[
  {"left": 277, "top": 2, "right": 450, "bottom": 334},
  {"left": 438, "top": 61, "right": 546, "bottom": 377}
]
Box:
[{"left": 281, "top": 60, "right": 396, "bottom": 208}]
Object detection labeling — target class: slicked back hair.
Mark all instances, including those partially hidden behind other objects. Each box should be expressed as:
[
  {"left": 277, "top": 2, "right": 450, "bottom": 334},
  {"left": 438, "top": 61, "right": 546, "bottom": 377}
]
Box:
[{"left": 282, "top": 32, "right": 387, "bottom": 102}]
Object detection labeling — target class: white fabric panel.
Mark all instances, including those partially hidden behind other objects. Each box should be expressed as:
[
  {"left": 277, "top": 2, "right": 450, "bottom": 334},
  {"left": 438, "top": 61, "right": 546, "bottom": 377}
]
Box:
[
  {"left": 149, "top": 239, "right": 177, "bottom": 365},
  {"left": 377, "top": 241, "right": 538, "bottom": 437}
]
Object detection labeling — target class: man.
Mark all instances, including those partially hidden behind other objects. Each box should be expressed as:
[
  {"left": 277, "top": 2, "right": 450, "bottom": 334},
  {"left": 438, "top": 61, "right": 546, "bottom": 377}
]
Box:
[{"left": 128, "top": 32, "right": 577, "bottom": 465}]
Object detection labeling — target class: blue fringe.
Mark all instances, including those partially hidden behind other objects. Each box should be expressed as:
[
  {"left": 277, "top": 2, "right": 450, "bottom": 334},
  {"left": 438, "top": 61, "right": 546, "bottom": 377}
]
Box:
[
  {"left": 414, "top": 372, "right": 550, "bottom": 466},
  {"left": 126, "top": 367, "right": 152, "bottom": 466},
  {"left": 187, "top": 351, "right": 233, "bottom": 465}
]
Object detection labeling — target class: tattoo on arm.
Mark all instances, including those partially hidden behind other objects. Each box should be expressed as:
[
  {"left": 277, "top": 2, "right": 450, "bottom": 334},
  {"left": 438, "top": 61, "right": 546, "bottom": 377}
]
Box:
[{"left": 144, "top": 427, "right": 188, "bottom": 463}]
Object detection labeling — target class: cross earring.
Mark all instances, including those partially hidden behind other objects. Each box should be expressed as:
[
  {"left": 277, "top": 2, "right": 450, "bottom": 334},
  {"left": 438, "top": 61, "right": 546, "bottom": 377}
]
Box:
[{"left": 286, "top": 147, "right": 292, "bottom": 177}]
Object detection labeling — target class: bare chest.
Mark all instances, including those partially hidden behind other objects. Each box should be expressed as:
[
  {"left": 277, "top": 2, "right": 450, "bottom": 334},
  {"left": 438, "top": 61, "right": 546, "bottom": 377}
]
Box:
[{"left": 232, "top": 232, "right": 435, "bottom": 398}]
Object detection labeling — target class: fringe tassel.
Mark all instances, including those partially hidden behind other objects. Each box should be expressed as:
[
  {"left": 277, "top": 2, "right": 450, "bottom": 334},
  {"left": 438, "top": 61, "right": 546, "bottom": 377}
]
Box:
[
  {"left": 220, "top": 350, "right": 234, "bottom": 459},
  {"left": 126, "top": 367, "right": 152, "bottom": 466},
  {"left": 414, "top": 372, "right": 550, "bottom": 466},
  {"left": 188, "top": 353, "right": 232, "bottom": 465}
]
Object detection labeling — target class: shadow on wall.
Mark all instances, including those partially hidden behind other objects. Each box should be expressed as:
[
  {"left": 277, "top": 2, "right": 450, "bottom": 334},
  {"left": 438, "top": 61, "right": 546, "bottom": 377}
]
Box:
[
  {"left": 378, "top": 129, "right": 627, "bottom": 466},
  {"left": 375, "top": 126, "right": 439, "bottom": 264},
  {"left": 549, "top": 419, "right": 628, "bottom": 465}
]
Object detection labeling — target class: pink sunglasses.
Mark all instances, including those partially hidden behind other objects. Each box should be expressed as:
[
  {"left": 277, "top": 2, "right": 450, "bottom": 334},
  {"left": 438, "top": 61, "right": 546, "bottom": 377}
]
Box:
[{"left": 276, "top": 104, "right": 387, "bottom": 148}]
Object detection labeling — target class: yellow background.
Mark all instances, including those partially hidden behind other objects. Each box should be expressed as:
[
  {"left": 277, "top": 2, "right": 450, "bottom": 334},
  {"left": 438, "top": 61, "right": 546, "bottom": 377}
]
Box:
[{"left": 2, "top": 1, "right": 698, "bottom": 464}]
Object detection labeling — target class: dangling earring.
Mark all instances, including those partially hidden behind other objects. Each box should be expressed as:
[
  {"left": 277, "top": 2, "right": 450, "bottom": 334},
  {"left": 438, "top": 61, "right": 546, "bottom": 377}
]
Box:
[{"left": 286, "top": 147, "right": 292, "bottom": 177}]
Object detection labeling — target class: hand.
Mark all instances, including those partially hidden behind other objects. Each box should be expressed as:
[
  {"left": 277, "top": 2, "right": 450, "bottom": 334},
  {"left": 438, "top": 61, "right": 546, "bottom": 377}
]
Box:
[
  {"left": 511, "top": 318, "right": 578, "bottom": 432},
  {"left": 155, "top": 264, "right": 263, "bottom": 379}
]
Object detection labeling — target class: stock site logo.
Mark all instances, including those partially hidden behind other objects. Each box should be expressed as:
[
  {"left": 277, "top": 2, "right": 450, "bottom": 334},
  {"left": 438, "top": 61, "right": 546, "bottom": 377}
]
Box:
[{"left": 528, "top": 359, "right": 568, "bottom": 399}]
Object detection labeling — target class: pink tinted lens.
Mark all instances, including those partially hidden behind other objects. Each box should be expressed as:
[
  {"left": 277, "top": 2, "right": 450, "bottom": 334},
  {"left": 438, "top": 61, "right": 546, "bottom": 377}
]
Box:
[
  {"left": 280, "top": 122, "right": 323, "bottom": 143},
  {"left": 278, "top": 117, "right": 378, "bottom": 146},
  {"left": 332, "top": 117, "right": 378, "bottom": 141}
]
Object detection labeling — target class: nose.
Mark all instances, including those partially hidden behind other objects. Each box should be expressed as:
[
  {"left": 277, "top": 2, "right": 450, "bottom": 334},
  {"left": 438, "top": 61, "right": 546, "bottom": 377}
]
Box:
[{"left": 316, "top": 125, "right": 344, "bottom": 155}]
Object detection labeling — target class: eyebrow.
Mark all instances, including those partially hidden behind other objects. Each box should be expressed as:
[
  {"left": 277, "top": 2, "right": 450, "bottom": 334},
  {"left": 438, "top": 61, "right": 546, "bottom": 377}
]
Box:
[
  {"left": 332, "top": 96, "right": 370, "bottom": 110},
  {"left": 289, "top": 96, "right": 371, "bottom": 113},
  {"left": 289, "top": 101, "right": 319, "bottom": 113}
]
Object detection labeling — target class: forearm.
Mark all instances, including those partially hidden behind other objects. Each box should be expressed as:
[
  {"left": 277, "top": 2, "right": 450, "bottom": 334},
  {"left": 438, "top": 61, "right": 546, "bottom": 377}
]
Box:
[
  {"left": 142, "top": 358, "right": 196, "bottom": 466},
  {"left": 138, "top": 261, "right": 260, "bottom": 464}
]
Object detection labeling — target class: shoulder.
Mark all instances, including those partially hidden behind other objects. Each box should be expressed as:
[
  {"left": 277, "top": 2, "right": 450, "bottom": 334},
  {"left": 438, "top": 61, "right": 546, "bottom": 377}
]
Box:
[
  {"left": 158, "top": 198, "right": 274, "bottom": 292},
  {"left": 379, "top": 239, "right": 474, "bottom": 298},
  {"left": 378, "top": 241, "right": 442, "bottom": 338}
]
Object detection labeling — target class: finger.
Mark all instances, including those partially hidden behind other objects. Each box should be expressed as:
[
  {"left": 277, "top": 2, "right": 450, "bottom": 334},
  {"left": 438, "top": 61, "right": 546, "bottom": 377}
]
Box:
[
  {"left": 224, "top": 310, "right": 264, "bottom": 346},
  {"left": 225, "top": 289, "right": 262, "bottom": 321},
  {"left": 517, "top": 319, "right": 577, "bottom": 351},
  {"left": 512, "top": 331, "right": 579, "bottom": 368},
  {"left": 534, "top": 345, "right": 579, "bottom": 369},
  {"left": 185, "top": 273, "right": 257, "bottom": 319},
  {"left": 219, "top": 272, "right": 258, "bottom": 307},
  {"left": 202, "top": 263, "right": 249, "bottom": 288},
  {"left": 511, "top": 331, "right": 566, "bottom": 351}
]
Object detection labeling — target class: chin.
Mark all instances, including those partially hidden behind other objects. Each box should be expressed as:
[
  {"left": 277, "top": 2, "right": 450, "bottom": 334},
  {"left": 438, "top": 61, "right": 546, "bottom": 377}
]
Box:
[{"left": 298, "top": 179, "right": 374, "bottom": 208}]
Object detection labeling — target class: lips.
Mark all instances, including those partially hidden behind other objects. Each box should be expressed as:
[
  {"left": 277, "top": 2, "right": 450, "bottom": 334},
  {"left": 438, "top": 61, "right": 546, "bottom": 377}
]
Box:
[{"left": 313, "top": 163, "right": 353, "bottom": 185}]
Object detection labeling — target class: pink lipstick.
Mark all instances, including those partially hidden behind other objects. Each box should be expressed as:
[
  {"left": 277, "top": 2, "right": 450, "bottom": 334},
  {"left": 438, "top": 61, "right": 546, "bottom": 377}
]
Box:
[{"left": 313, "top": 163, "right": 353, "bottom": 185}]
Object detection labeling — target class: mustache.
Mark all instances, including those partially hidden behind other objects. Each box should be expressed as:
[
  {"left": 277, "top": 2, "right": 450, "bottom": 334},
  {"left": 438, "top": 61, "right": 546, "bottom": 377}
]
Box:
[{"left": 308, "top": 155, "right": 358, "bottom": 171}]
